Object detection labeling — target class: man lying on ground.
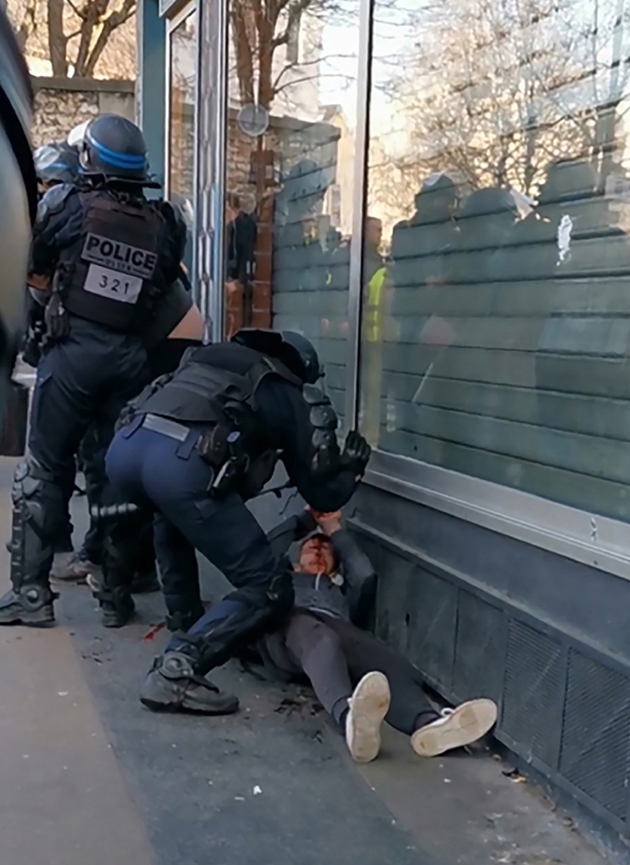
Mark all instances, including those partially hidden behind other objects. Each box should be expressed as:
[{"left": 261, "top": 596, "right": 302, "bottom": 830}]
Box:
[{"left": 255, "top": 507, "right": 497, "bottom": 764}]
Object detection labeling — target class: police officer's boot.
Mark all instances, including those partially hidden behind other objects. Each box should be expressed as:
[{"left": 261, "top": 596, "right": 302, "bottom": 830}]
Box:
[
  {"left": 165, "top": 604, "right": 205, "bottom": 633},
  {"left": 139, "top": 652, "right": 239, "bottom": 715},
  {"left": 98, "top": 586, "right": 136, "bottom": 628},
  {"left": 131, "top": 566, "right": 160, "bottom": 594},
  {"left": 0, "top": 459, "right": 59, "bottom": 627},
  {"left": 97, "top": 525, "right": 136, "bottom": 627}
]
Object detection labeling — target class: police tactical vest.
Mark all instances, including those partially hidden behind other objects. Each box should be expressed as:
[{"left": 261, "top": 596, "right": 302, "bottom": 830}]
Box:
[
  {"left": 61, "top": 189, "right": 165, "bottom": 331},
  {"left": 137, "top": 342, "right": 303, "bottom": 497}
]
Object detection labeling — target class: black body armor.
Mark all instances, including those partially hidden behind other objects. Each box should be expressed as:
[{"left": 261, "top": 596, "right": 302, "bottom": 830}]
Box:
[
  {"left": 135, "top": 342, "right": 303, "bottom": 499},
  {"left": 59, "top": 188, "right": 165, "bottom": 332}
]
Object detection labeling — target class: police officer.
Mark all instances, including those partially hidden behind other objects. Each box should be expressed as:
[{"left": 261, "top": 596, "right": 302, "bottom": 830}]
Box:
[
  {"left": 0, "top": 113, "right": 183, "bottom": 628},
  {"left": 0, "top": 8, "right": 37, "bottom": 422},
  {"left": 24, "top": 141, "right": 81, "bottom": 373},
  {"left": 55, "top": 213, "right": 203, "bottom": 591},
  {"left": 66, "top": 275, "right": 206, "bottom": 596},
  {"left": 105, "top": 328, "right": 371, "bottom": 713}
]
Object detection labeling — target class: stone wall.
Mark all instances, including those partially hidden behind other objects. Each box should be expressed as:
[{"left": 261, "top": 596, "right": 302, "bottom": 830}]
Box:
[{"left": 31, "top": 77, "right": 135, "bottom": 148}]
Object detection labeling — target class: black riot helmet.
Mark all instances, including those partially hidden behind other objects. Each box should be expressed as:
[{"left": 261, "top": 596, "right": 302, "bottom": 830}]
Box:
[
  {"left": 0, "top": 8, "right": 37, "bottom": 419},
  {"left": 78, "top": 114, "right": 157, "bottom": 186},
  {"left": 231, "top": 329, "right": 323, "bottom": 384}
]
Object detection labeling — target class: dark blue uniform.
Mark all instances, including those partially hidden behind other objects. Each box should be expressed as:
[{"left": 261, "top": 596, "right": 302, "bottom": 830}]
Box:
[
  {"left": 108, "top": 374, "right": 358, "bottom": 626},
  {"left": 0, "top": 180, "right": 182, "bottom": 627}
]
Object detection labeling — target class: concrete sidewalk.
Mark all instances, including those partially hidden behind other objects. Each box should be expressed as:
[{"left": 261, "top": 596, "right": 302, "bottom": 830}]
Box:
[{"left": 0, "top": 456, "right": 616, "bottom": 865}]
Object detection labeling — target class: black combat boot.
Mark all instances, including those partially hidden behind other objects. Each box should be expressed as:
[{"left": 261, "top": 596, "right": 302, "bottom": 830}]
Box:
[
  {"left": 0, "top": 584, "right": 57, "bottom": 627},
  {"left": 139, "top": 652, "right": 239, "bottom": 715},
  {"left": 131, "top": 566, "right": 160, "bottom": 594},
  {"left": 165, "top": 604, "right": 205, "bottom": 633},
  {"left": 99, "top": 586, "right": 136, "bottom": 628}
]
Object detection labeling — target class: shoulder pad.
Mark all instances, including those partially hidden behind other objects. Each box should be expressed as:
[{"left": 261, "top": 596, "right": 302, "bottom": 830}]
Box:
[
  {"left": 302, "top": 384, "right": 329, "bottom": 405},
  {"left": 158, "top": 199, "right": 175, "bottom": 219},
  {"left": 37, "top": 183, "right": 75, "bottom": 220},
  {"left": 153, "top": 199, "right": 176, "bottom": 227}
]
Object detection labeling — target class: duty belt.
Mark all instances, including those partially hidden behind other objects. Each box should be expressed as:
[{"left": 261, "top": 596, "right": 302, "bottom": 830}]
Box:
[{"left": 141, "top": 413, "right": 233, "bottom": 496}]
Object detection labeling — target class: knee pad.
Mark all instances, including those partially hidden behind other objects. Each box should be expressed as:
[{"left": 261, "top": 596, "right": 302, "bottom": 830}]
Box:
[
  {"left": 12, "top": 456, "right": 64, "bottom": 534},
  {"left": 10, "top": 457, "right": 63, "bottom": 588}
]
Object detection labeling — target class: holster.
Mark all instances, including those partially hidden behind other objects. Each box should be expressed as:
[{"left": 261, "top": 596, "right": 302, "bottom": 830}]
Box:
[{"left": 196, "top": 425, "right": 247, "bottom": 498}]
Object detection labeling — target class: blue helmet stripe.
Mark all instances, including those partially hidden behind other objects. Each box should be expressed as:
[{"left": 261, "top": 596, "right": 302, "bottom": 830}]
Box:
[{"left": 86, "top": 130, "right": 146, "bottom": 170}]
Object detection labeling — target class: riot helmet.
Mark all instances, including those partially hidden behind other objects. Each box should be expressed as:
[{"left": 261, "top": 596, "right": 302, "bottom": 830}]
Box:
[
  {"left": 34, "top": 141, "right": 79, "bottom": 189},
  {"left": 280, "top": 330, "right": 322, "bottom": 384},
  {"left": 78, "top": 114, "right": 156, "bottom": 185},
  {"left": 232, "top": 328, "right": 323, "bottom": 384},
  {"left": 0, "top": 8, "right": 37, "bottom": 419}
]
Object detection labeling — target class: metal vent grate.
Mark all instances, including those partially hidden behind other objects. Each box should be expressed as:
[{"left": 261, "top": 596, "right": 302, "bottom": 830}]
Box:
[
  {"left": 502, "top": 619, "right": 564, "bottom": 768},
  {"left": 406, "top": 566, "right": 457, "bottom": 689},
  {"left": 559, "top": 650, "right": 630, "bottom": 820},
  {"left": 453, "top": 593, "right": 505, "bottom": 705},
  {"left": 362, "top": 538, "right": 413, "bottom": 656}
]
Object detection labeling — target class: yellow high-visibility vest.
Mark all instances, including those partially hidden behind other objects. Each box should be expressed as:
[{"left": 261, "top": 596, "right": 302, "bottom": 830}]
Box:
[{"left": 364, "top": 266, "right": 386, "bottom": 343}]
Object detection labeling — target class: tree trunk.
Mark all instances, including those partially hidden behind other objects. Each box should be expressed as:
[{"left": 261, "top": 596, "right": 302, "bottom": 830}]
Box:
[
  {"left": 75, "top": 0, "right": 109, "bottom": 76},
  {"left": 231, "top": 0, "right": 255, "bottom": 105},
  {"left": 47, "top": 0, "right": 68, "bottom": 76},
  {"left": 83, "top": 0, "right": 137, "bottom": 77},
  {"left": 257, "top": 14, "right": 276, "bottom": 109}
]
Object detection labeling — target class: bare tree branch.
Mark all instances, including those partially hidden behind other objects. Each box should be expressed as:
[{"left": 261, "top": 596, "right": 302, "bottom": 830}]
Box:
[
  {"left": 47, "top": 0, "right": 68, "bottom": 75},
  {"left": 82, "top": 0, "right": 136, "bottom": 76}
]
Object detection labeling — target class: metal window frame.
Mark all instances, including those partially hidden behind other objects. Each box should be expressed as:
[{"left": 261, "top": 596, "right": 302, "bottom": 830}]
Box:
[
  {"left": 194, "top": 0, "right": 228, "bottom": 335},
  {"left": 164, "top": 1, "right": 199, "bottom": 295},
  {"left": 159, "top": 0, "right": 189, "bottom": 19},
  {"left": 343, "top": 0, "right": 373, "bottom": 430},
  {"left": 164, "top": 1, "right": 197, "bottom": 198},
  {"left": 365, "top": 449, "right": 630, "bottom": 582}
]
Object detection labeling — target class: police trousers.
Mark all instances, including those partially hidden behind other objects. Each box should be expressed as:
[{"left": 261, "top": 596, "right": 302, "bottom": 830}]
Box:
[
  {"left": 106, "top": 417, "right": 294, "bottom": 673},
  {"left": 74, "top": 337, "right": 197, "bottom": 570},
  {"left": 19, "top": 318, "right": 150, "bottom": 587}
]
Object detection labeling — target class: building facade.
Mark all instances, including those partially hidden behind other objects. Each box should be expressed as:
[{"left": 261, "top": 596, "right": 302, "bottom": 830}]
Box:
[{"left": 139, "top": 0, "right": 630, "bottom": 844}]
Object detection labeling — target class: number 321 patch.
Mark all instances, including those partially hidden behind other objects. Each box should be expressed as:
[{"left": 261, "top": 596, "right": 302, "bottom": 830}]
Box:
[{"left": 84, "top": 264, "right": 143, "bottom": 303}]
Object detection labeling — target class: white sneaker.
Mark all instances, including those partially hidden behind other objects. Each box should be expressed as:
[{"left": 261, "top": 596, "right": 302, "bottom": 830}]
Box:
[
  {"left": 345, "top": 671, "right": 391, "bottom": 764},
  {"left": 411, "top": 698, "right": 498, "bottom": 758}
]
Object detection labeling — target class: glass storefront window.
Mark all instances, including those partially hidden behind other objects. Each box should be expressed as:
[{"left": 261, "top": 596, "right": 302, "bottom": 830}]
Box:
[
  {"left": 168, "top": 8, "right": 197, "bottom": 272},
  {"left": 360, "top": 0, "right": 630, "bottom": 522},
  {"left": 221, "top": 0, "right": 362, "bottom": 422}
]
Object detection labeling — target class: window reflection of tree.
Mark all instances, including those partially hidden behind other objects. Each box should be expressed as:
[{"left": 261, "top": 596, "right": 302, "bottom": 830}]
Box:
[
  {"left": 364, "top": 0, "right": 630, "bottom": 518},
  {"left": 369, "top": 0, "right": 630, "bottom": 224}
]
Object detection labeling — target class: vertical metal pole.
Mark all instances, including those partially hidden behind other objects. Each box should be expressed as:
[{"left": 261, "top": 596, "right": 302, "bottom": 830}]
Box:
[
  {"left": 137, "top": 0, "right": 166, "bottom": 188},
  {"left": 343, "top": 0, "right": 373, "bottom": 431},
  {"left": 193, "top": 0, "right": 210, "bottom": 319},
  {"left": 189, "top": 1, "right": 201, "bottom": 291},
  {"left": 195, "top": 0, "right": 228, "bottom": 338}
]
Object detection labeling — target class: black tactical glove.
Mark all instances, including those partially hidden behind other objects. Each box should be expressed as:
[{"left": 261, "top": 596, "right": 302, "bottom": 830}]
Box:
[{"left": 339, "top": 430, "right": 371, "bottom": 478}]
